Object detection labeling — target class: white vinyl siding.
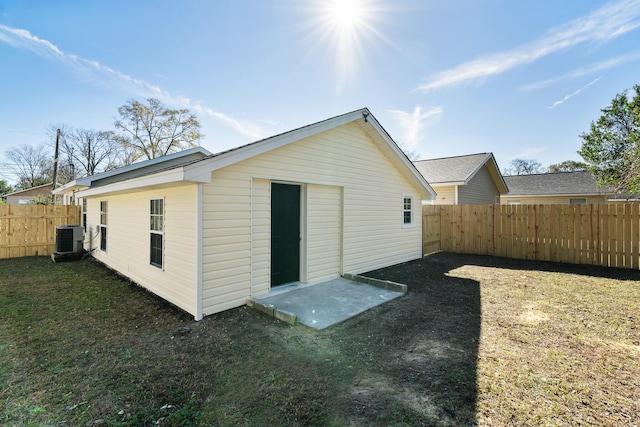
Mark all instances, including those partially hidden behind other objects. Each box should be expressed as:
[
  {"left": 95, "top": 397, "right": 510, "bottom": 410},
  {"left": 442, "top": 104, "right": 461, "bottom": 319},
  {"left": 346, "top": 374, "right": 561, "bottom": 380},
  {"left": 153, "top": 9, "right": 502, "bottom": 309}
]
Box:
[
  {"left": 201, "top": 169, "right": 253, "bottom": 316},
  {"left": 200, "top": 121, "right": 423, "bottom": 315},
  {"left": 87, "top": 185, "right": 198, "bottom": 316},
  {"left": 251, "top": 179, "right": 271, "bottom": 296},
  {"left": 432, "top": 186, "right": 456, "bottom": 205},
  {"left": 306, "top": 184, "right": 342, "bottom": 282}
]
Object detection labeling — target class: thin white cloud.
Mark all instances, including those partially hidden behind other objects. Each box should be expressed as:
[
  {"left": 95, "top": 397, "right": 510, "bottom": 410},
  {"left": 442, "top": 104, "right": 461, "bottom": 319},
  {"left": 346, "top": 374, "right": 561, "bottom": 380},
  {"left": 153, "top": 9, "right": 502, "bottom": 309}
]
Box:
[
  {"left": 387, "top": 105, "right": 444, "bottom": 148},
  {"left": 0, "top": 24, "right": 268, "bottom": 141},
  {"left": 189, "top": 104, "right": 271, "bottom": 141},
  {"left": 509, "top": 146, "right": 548, "bottom": 162},
  {"left": 521, "top": 50, "right": 640, "bottom": 91},
  {"left": 416, "top": 0, "right": 640, "bottom": 92},
  {"left": 547, "top": 77, "right": 602, "bottom": 109}
]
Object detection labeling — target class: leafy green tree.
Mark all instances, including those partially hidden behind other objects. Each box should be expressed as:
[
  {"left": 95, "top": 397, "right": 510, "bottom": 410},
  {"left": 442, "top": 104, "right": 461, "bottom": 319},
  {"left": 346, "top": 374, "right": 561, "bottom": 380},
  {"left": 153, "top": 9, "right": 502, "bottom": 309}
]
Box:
[
  {"left": 0, "top": 179, "right": 13, "bottom": 203},
  {"left": 578, "top": 85, "right": 640, "bottom": 194},
  {"left": 114, "top": 98, "right": 203, "bottom": 161},
  {"left": 503, "top": 159, "right": 545, "bottom": 175},
  {"left": 30, "top": 194, "right": 55, "bottom": 205},
  {"left": 548, "top": 160, "right": 587, "bottom": 173}
]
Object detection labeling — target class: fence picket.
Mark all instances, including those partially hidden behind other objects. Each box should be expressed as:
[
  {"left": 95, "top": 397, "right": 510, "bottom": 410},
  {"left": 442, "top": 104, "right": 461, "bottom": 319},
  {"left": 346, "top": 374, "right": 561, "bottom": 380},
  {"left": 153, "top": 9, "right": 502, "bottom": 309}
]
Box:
[
  {"left": 0, "top": 205, "right": 81, "bottom": 259},
  {"left": 424, "top": 203, "right": 639, "bottom": 271}
]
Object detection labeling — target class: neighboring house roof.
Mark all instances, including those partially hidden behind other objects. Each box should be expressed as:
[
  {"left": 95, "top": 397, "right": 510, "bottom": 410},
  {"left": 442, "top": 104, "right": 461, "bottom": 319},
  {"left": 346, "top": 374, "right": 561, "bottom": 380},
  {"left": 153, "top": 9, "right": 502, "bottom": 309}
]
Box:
[
  {"left": 72, "top": 108, "right": 437, "bottom": 200},
  {"left": 4, "top": 182, "right": 54, "bottom": 197},
  {"left": 53, "top": 146, "right": 212, "bottom": 195},
  {"left": 413, "top": 152, "right": 508, "bottom": 193},
  {"left": 503, "top": 171, "right": 612, "bottom": 197}
]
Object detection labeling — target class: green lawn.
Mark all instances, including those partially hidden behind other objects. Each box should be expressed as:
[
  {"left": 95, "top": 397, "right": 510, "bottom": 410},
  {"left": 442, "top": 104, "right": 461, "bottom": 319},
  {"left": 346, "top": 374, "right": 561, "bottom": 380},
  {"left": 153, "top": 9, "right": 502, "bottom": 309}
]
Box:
[{"left": 1, "top": 254, "right": 638, "bottom": 426}]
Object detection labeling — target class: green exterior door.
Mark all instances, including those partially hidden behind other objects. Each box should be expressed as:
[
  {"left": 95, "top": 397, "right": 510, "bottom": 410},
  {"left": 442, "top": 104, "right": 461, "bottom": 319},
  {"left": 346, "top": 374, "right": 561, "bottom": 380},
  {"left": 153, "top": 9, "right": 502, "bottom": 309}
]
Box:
[{"left": 271, "top": 183, "right": 301, "bottom": 286}]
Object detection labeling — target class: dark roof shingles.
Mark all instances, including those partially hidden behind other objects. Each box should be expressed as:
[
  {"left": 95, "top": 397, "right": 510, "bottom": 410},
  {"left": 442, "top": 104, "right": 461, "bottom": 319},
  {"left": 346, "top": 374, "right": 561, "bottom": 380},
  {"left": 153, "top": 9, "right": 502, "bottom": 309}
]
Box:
[
  {"left": 503, "top": 171, "right": 610, "bottom": 196},
  {"left": 413, "top": 153, "right": 491, "bottom": 183}
]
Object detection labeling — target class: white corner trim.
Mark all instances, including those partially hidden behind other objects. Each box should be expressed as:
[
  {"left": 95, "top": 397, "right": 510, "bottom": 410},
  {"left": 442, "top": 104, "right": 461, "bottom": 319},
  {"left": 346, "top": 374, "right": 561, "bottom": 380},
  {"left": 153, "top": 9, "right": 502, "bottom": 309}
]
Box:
[{"left": 195, "top": 183, "right": 203, "bottom": 321}]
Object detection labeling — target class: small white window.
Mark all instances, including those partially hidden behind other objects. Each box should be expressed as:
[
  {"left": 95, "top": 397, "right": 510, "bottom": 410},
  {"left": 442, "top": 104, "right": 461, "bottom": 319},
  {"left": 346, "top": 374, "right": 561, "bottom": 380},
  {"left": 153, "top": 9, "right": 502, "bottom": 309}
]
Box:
[
  {"left": 507, "top": 200, "right": 521, "bottom": 205},
  {"left": 99, "top": 201, "right": 107, "bottom": 252},
  {"left": 81, "top": 198, "right": 87, "bottom": 231},
  {"left": 569, "top": 198, "right": 587, "bottom": 204},
  {"left": 402, "top": 193, "right": 415, "bottom": 227}
]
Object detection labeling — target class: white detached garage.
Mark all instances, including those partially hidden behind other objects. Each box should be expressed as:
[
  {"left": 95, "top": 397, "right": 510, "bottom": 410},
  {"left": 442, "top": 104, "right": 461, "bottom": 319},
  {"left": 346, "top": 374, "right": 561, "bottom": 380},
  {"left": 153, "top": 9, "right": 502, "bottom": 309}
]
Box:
[{"left": 61, "top": 109, "right": 435, "bottom": 320}]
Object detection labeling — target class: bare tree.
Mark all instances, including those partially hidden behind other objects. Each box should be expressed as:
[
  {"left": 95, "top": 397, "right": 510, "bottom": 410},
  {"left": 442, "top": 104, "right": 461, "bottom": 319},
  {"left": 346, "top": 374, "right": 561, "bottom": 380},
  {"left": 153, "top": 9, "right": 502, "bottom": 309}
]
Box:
[
  {"left": 3, "top": 144, "right": 53, "bottom": 188},
  {"left": 114, "top": 98, "right": 202, "bottom": 160},
  {"left": 49, "top": 125, "right": 121, "bottom": 177},
  {"left": 503, "top": 159, "right": 545, "bottom": 175}
]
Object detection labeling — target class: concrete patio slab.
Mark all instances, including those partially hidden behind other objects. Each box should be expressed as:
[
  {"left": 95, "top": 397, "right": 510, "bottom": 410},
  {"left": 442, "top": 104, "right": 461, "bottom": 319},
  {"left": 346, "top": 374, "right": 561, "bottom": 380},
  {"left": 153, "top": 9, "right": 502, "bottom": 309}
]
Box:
[{"left": 248, "top": 276, "right": 406, "bottom": 329}]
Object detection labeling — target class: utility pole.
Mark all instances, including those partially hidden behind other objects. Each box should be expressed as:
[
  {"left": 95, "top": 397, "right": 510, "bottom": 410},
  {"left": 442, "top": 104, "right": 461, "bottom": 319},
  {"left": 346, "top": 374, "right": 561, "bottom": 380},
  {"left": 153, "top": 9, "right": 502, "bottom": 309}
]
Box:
[{"left": 51, "top": 128, "right": 60, "bottom": 200}]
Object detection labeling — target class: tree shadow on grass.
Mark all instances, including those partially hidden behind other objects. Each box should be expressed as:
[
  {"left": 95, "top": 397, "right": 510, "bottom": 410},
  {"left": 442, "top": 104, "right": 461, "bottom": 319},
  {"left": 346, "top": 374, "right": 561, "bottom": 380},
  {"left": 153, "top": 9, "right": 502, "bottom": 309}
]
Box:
[
  {"left": 435, "top": 251, "right": 640, "bottom": 281},
  {"left": 321, "top": 253, "right": 483, "bottom": 426}
]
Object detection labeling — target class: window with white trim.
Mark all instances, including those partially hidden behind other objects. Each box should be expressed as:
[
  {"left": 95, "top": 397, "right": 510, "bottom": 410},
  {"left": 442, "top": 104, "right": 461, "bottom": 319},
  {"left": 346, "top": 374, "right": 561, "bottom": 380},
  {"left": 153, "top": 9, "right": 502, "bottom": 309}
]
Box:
[
  {"left": 99, "top": 201, "right": 107, "bottom": 251},
  {"left": 402, "top": 193, "right": 415, "bottom": 227},
  {"left": 569, "top": 198, "right": 587, "bottom": 204},
  {"left": 82, "top": 198, "right": 87, "bottom": 232},
  {"left": 150, "top": 199, "right": 164, "bottom": 268}
]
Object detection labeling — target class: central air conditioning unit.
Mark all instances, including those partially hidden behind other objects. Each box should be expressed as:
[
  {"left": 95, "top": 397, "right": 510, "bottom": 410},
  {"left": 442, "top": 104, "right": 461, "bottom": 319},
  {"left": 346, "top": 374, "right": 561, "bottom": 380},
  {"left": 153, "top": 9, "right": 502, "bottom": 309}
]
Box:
[{"left": 55, "top": 225, "right": 84, "bottom": 253}]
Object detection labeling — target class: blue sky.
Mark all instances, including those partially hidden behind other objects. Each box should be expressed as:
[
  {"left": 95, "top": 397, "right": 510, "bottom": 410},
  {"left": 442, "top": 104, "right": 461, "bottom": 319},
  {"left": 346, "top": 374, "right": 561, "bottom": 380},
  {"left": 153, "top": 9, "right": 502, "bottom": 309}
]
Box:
[{"left": 1, "top": 0, "right": 640, "bottom": 184}]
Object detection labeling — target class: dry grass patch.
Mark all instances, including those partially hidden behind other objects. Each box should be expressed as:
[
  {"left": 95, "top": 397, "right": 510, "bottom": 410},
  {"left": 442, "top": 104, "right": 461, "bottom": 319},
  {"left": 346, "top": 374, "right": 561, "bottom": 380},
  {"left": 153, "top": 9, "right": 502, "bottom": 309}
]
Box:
[
  {"left": 447, "top": 261, "right": 640, "bottom": 426},
  {"left": 0, "top": 253, "right": 638, "bottom": 426}
]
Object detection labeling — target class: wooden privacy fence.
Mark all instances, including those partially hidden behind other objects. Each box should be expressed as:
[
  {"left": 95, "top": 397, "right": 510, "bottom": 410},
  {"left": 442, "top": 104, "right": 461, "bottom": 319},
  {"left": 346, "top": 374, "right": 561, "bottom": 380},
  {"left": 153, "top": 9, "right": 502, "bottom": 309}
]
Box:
[
  {"left": 423, "top": 204, "right": 640, "bottom": 270},
  {"left": 0, "top": 204, "right": 82, "bottom": 259}
]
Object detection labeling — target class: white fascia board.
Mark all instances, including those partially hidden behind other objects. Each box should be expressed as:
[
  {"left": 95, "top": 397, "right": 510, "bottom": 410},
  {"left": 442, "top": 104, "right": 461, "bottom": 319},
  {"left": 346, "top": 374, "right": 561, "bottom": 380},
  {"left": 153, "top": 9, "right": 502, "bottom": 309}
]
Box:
[
  {"left": 429, "top": 181, "right": 466, "bottom": 187},
  {"left": 360, "top": 116, "right": 437, "bottom": 200},
  {"left": 52, "top": 183, "right": 88, "bottom": 195},
  {"left": 75, "top": 167, "right": 209, "bottom": 198},
  {"left": 52, "top": 180, "right": 77, "bottom": 195},
  {"left": 183, "top": 110, "right": 366, "bottom": 181},
  {"left": 463, "top": 154, "right": 492, "bottom": 185},
  {"left": 484, "top": 155, "right": 509, "bottom": 193},
  {"left": 67, "top": 147, "right": 213, "bottom": 190},
  {"left": 364, "top": 114, "right": 437, "bottom": 200}
]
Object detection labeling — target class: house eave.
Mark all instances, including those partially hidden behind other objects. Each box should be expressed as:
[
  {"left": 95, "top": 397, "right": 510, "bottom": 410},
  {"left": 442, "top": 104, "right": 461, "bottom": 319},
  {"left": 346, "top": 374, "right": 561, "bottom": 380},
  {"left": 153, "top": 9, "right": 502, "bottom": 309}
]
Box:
[
  {"left": 75, "top": 167, "right": 210, "bottom": 198},
  {"left": 180, "top": 108, "right": 437, "bottom": 201},
  {"left": 429, "top": 182, "right": 465, "bottom": 187}
]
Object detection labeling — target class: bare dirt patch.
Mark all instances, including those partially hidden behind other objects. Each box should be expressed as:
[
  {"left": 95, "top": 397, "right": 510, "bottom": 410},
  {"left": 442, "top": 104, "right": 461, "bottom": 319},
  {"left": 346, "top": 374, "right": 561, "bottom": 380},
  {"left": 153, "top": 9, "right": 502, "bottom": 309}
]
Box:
[{"left": 1, "top": 253, "right": 639, "bottom": 426}]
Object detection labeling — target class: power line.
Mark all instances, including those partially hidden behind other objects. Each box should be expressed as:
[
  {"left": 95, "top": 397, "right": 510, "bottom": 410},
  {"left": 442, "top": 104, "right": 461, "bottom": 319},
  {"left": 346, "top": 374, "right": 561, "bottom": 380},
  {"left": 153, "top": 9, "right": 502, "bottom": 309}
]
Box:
[{"left": 0, "top": 129, "right": 47, "bottom": 136}]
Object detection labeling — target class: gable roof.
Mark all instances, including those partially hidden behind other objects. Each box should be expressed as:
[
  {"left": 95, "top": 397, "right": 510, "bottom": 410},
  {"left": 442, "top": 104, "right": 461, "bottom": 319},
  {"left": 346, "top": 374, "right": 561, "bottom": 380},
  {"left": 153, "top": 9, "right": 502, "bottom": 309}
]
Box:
[
  {"left": 503, "top": 171, "right": 612, "bottom": 196},
  {"left": 413, "top": 153, "right": 508, "bottom": 194},
  {"left": 4, "top": 182, "right": 54, "bottom": 197},
  {"left": 74, "top": 109, "right": 437, "bottom": 200}
]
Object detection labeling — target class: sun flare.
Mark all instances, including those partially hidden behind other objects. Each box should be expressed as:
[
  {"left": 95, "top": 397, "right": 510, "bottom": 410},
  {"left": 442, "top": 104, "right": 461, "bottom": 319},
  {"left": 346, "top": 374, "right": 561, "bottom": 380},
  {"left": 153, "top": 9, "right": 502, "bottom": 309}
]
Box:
[
  {"left": 327, "top": 0, "right": 364, "bottom": 30},
  {"left": 305, "top": 0, "right": 380, "bottom": 89},
  {"left": 299, "top": 0, "right": 392, "bottom": 92}
]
